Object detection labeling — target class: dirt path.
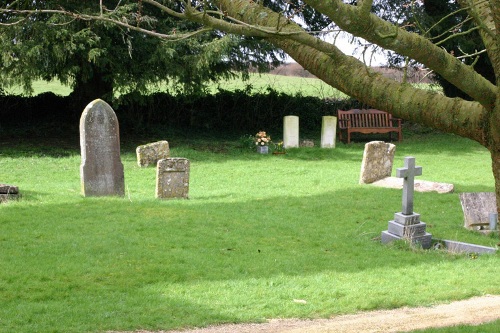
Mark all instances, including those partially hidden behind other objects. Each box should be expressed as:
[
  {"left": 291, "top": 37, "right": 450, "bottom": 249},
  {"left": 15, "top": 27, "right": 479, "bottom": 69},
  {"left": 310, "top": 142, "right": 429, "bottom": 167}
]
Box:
[{"left": 128, "top": 294, "right": 500, "bottom": 333}]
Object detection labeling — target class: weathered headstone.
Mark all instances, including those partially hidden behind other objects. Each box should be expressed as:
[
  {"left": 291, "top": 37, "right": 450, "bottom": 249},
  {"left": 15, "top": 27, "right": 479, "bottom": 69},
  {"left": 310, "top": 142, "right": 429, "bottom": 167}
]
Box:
[
  {"left": 0, "top": 183, "right": 19, "bottom": 203},
  {"left": 80, "top": 99, "right": 125, "bottom": 197},
  {"left": 359, "top": 141, "right": 396, "bottom": 184},
  {"left": 300, "top": 139, "right": 315, "bottom": 147},
  {"left": 283, "top": 116, "right": 299, "bottom": 148},
  {"left": 459, "top": 192, "right": 497, "bottom": 230},
  {"left": 321, "top": 116, "right": 337, "bottom": 148},
  {"left": 381, "top": 157, "right": 432, "bottom": 249},
  {"left": 156, "top": 158, "right": 190, "bottom": 199},
  {"left": 136, "top": 141, "right": 170, "bottom": 167}
]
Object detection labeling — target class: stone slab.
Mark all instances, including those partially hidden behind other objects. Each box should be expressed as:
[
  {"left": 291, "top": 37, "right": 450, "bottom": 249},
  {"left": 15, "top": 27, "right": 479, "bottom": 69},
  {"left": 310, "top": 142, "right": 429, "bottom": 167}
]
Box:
[
  {"left": 435, "top": 239, "right": 497, "bottom": 254},
  {"left": 459, "top": 192, "right": 497, "bottom": 230},
  {"left": 80, "top": 99, "right": 125, "bottom": 197},
  {"left": 387, "top": 220, "right": 427, "bottom": 238},
  {"left": 283, "top": 116, "right": 299, "bottom": 148},
  {"left": 394, "top": 212, "right": 421, "bottom": 225},
  {"left": 0, "top": 184, "right": 19, "bottom": 194},
  {"left": 321, "top": 116, "right": 337, "bottom": 148},
  {"left": 381, "top": 230, "right": 433, "bottom": 249},
  {"left": 359, "top": 141, "right": 396, "bottom": 184},
  {"left": 371, "top": 177, "right": 454, "bottom": 194},
  {"left": 156, "top": 158, "right": 190, "bottom": 199},
  {"left": 136, "top": 140, "right": 170, "bottom": 167}
]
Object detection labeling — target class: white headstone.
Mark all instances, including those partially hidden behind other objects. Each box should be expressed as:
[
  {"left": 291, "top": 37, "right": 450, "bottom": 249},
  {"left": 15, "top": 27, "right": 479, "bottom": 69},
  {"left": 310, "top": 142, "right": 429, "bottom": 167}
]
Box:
[
  {"left": 80, "top": 99, "right": 125, "bottom": 197},
  {"left": 283, "top": 116, "right": 299, "bottom": 148},
  {"left": 321, "top": 116, "right": 337, "bottom": 148}
]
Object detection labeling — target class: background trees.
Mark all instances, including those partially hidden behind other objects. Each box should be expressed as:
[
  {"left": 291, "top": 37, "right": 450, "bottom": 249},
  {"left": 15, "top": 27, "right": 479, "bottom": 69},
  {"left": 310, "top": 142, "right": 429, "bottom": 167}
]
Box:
[{"left": 0, "top": 0, "right": 283, "bottom": 107}]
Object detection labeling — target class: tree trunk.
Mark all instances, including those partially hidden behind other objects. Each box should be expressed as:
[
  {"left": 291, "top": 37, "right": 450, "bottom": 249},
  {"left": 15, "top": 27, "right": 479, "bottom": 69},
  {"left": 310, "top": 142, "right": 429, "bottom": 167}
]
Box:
[{"left": 70, "top": 63, "right": 113, "bottom": 111}]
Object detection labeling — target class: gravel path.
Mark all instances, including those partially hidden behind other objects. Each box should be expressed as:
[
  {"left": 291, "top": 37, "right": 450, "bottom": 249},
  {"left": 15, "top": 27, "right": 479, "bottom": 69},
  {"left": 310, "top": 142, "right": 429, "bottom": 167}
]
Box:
[{"left": 116, "top": 294, "right": 500, "bottom": 333}]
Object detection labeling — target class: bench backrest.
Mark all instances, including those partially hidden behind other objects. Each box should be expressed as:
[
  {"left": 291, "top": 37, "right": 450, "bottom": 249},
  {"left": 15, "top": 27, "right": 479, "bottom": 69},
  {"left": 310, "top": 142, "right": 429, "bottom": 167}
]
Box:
[{"left": 338, "top": 109, "right": 393, "bottom": 128}]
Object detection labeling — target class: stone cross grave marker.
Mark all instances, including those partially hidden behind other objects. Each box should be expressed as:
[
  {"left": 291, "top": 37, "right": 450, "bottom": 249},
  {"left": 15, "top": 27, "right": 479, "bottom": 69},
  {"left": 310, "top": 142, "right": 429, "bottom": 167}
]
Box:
[
  {"left": 320, "top": 116, "right": 337, "bottom": 148},
  {"left": 381, "top": 156, "right": 432, "bottom": 249},
  {"left": 359, "top": 141, "right": 396, "bottom": 184},
  {"left": 156, "top": 158, "right": 190, "bottom": 199},
  {"left": 396, "top": 156, "right": 422, "bottom": 215},
  {"left": 80, "top": 99, "right": 125, "bottom": 197},
  {"left": 283, "top": 116, "right": 299, "bottom": 148}
]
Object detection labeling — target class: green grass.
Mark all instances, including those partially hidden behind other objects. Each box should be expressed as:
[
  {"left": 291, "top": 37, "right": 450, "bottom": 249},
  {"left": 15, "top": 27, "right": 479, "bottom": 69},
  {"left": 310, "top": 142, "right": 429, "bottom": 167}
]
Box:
[{"left": 0, "top": 131, "right": 499, "bottom": 333}]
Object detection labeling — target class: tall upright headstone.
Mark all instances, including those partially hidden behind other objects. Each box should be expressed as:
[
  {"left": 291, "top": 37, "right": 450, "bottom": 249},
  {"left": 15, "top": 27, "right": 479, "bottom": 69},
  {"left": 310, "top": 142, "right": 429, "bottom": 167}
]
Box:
[
  {"left": 283, "top": 116, "right": 299, "bottom": 148},
  {"left": 156, "top": 158, "right": 190, "bottom": 199},
  {"left": 80, "top": 99, "right": 125, "bottom": 197},
  {"left": 381, "top": 157, "right": 432, "bottom": 249},
  {"left": 359, "top": 141, "right": 396, "bottom": 184},
  {"left": 321, "top": 116, "right": 337, "bottom": 148}
]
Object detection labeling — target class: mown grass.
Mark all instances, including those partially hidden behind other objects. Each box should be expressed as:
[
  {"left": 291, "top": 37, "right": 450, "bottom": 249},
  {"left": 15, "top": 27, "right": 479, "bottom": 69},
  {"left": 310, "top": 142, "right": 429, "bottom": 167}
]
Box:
[{"left": 0, "top": 130, "right": 499, "bottom": 333}]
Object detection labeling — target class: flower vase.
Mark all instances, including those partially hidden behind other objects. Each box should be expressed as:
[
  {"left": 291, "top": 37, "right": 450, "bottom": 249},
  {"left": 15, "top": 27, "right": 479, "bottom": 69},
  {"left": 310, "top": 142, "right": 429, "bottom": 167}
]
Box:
[{"left": 257, "top": 145, "right": 269, "bottom": 154}]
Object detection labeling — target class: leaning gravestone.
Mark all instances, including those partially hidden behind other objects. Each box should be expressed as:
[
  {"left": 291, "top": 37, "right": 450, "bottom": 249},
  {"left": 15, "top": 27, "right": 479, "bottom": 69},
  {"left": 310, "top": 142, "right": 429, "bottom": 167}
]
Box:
[
  {"left": 283, "top": 116, "right": 299, "bottom": 148},
  {"left": 0, "top": 183, "right": 19, "bottom": 203},
  {"left": 381, "top": 156, "right": 432, "bottom": 249},
  {"left": 321, "top": 116, "right": 337, "bottom": 148},
  {"left": 136, "top": 140, "right": 170, "bottom": 167},
  {"left": 80, "top": 99, "right": 125, "bottom": 197},
  {"left": 156, "top": 158, "right": 190, "bottom": 199},
  {"left": 459, "top": 192, "right": 497, "bottom": 231},
  {"left": 359, "top": 141, "right": 396, "bottom": 184}
]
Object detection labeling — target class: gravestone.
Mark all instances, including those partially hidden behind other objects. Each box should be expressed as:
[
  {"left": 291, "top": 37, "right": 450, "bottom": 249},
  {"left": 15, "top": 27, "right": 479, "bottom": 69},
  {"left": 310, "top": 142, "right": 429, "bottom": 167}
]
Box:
[
  {"left": 359, "top": 141, "right": 396, "bottom": 184},
  {"left": 381, "top": 157, "right": 432, "bottom": 249},
  {"left": 0, "top": 183, "right": 19, "bottom": 203},
  {"left": 136, "top": 140, "right": 170, "bottom": 167},
  {"left": 321, "top": 116, "right": 337, "bottom": 148},
  {"left": 156, "top": 158, "right": 190, "bottom": 199},
  {"left": 283, "top": 116, "right": 299, "bottom": 148},
  {"left": 80, "top": 99, "right": 125, "bottom": 197},
  {"left": 300, "top": 139, "right": 315, "bottom": 147},
  {"left": 459, "top": 192, "right": 498, "bottom": 231}
]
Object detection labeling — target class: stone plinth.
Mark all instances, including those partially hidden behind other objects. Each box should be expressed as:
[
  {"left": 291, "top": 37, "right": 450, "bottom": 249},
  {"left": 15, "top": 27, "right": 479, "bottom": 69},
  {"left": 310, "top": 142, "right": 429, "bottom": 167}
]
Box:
[
  {"left": 136, "top": 141, "right": 170, "bottom": 167},
  {"left": 359, "top": 141, "right": 396, "bottom": 184},
  {"left": 156, "top": 158, "right": 190, "bottom": 199},
  {"left": 80, "top": 99, "right": 125, "bottom": 197}
]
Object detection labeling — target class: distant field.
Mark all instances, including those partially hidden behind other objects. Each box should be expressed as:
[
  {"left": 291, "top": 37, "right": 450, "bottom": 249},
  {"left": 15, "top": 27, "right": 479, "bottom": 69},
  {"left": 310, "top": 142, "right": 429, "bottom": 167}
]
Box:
[{"left": 3, "top": 74, "right": 349, "bottom": 99}]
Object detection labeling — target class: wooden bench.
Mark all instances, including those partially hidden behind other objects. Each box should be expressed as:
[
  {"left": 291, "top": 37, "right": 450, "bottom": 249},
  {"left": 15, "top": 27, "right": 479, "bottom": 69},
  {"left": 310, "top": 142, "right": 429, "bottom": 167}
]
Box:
[{"left": 337, "top": 109, "right": 403, "bottom": 144}]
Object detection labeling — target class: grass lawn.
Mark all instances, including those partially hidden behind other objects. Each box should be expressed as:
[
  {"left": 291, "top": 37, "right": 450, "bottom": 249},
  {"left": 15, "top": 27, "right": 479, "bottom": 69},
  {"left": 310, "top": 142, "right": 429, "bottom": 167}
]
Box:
[{"left": 0, "top": 130, "right": 499, "bottom": 333}]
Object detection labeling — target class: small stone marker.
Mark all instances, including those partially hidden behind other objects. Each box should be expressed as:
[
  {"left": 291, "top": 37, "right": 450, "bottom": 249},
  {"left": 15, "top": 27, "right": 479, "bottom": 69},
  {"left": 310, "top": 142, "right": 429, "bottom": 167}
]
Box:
[
  {"left": 80, "top": 99, "right": 125, "bottom": 197},
  {"left": 381, "top": 156, "right": 432, "bottom": 249},
  {"left": 283, "top": 116, "right": 299, "bottom": 148},
  {"left": 136, "top": 141, "right": 170, "bottom": 167},
  {"left": 359, "top": 141, "right": 396, "bottom": 184},
  {"left": 321, "top": 116, "right": 337, "bottom": 148},
  {"left": 0, "top": 183, "right": 19, "bottom": 202},
  {"left": 300, "top": 139, "right": 315, "bottom": 147},
  {"left": 459, "top": 192, "right": 497, "bottom": 231},
  {"left": 156, "top": 158, "right": 190, "bottom": 199}
]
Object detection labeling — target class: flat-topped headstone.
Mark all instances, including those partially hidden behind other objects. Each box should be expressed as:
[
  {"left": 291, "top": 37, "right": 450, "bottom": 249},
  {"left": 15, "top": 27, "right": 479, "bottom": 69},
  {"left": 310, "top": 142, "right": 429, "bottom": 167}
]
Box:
[
  {"left": 359, "top": 141, "right": 396, "bottom": 184},
  {"left": 321, "top": 116, "right": 337, "bottom": 148},
  {"left": 136, "top": 141, "right": 170, "bottom": 167},
  {"left": 80, "top": 99, "right": 125, "bottom": 197},
  {"left": 283, "top": 116, "right": 299, "bottom": 148},
  {"left": 156, "top": 158, "right": 190, "bottom": 199},
  {"left": 459, "top": 192, "right": 497, "bottom": 230}
]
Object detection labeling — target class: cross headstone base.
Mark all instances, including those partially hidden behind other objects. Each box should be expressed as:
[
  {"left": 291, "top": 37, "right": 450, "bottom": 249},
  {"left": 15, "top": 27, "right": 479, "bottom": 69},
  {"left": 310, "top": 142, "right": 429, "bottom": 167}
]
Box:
[{"left": 381, "top": 230, "right": 433, "bottom": 249}]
